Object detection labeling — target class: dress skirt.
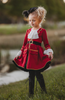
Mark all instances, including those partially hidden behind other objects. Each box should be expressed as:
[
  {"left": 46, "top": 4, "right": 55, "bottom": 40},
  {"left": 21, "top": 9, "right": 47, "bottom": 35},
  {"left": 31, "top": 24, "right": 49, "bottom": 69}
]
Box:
[{"left": 12, "top": 44, "right": 51, "bottom": 72}]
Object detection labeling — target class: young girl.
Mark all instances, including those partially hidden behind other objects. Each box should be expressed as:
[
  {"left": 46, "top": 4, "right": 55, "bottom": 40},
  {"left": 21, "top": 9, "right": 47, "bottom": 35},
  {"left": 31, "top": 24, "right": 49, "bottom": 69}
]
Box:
[{"left": 13, "top": 6, "right": 53, "bottom": 96}]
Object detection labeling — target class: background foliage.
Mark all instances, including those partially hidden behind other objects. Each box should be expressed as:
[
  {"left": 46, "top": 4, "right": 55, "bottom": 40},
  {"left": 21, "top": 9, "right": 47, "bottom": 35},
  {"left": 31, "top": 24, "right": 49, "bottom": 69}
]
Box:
[{"left": 0, "top": 0, "right": 65, "bottom": 23}]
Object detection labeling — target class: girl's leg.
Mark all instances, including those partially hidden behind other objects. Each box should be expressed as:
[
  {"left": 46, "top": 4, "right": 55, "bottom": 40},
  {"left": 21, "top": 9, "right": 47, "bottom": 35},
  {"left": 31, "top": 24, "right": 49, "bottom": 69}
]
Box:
[
  {"left": 29, "top": 70, "right": 35, "bottom": 95},
  {"left": 35, "top": 71, "right": 47, "bottom": 93}
]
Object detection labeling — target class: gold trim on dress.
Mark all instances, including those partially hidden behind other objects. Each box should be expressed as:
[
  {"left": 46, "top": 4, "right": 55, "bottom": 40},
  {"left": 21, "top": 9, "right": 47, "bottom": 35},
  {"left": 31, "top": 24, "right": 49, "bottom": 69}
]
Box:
[
  {"left": 29, "top": 39, "right": 33, "bottom": 49},
  {"left": 30, "top": 49, "right": 38, "bottom": 52},
  {"left": 24, "top": 49, "right": 27, "bottom": 51},
  {"left": 13, "top": 59, "right": 51, "bottom": 71},
  {"left": 38, "top": 28, "right": 42, "bottom": 34},
  {"left": 45, "top": 47, "right": 51, "bottom": 50}
]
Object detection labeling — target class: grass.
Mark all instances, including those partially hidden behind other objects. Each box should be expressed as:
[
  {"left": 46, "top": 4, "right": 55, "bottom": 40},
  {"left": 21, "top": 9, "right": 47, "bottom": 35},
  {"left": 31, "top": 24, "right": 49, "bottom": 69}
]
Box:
[
  {"left": 0, "top": 24, "right": 31, "bottom": 35},
  {"left": 0, "top": 64, "right": 65, "bottom": 100},
  {"left": 0, "top": 24, "right": 65, "bottom": 35}
]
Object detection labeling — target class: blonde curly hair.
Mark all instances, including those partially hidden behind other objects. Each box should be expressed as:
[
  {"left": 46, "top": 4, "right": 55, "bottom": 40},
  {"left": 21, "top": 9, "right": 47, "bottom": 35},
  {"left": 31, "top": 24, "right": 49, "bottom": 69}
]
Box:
[{"left": 30, "top": 6, "right": 47, "bottom": 25}]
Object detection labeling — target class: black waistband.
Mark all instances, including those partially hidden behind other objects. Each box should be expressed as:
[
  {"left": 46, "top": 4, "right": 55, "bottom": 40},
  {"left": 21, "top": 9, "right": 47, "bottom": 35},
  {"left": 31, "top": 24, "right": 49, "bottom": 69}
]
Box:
[{"left": 27, "top": 41, "right": 41, "bottom": 46}]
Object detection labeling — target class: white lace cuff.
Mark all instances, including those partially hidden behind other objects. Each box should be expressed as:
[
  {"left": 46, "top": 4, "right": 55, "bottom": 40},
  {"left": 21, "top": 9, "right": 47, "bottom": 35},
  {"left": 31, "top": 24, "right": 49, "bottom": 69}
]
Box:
[
  {"left": 16, "top": 50, "right": 22, "bottom": 57},
  {"left": 44, "top": 49, "right": 53, "bottom": 55}
]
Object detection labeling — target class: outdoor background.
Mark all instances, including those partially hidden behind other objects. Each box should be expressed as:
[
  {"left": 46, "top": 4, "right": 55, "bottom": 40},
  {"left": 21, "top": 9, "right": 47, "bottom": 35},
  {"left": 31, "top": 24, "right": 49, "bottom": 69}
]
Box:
[{"left": 0, "top": 0, "right": 65, "bottom": 100}]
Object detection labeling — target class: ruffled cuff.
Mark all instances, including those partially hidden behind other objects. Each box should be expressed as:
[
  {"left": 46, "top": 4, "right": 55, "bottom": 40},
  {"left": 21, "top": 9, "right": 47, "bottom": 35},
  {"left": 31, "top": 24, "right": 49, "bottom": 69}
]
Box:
[
  {"left": 16, "top": 50, "right": 22, "bottom": 57},
  {"left": 44, "top": 49, "right": 53, "bottom": 55}
]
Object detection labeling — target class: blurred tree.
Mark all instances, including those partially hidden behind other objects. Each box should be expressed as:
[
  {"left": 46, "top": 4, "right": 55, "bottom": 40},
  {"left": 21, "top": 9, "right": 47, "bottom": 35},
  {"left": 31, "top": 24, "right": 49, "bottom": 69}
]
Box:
[
  {"left": 4, "top": 0, "right": 34, "bottom": 23},
  {"left": 0, "top": 0, "right": 65, "bottom": 23},
  {"left": 56, "top": 0, "right": 65, "bottom": 20},
  {"left": 45, "top": 0, "right": 65, "bottom": 21},
  {"left": 7, "top": 0, "right": 34, "bottom": 16},
  {"left": 0, "top": 1, "right": 8, "bottom": 23}
]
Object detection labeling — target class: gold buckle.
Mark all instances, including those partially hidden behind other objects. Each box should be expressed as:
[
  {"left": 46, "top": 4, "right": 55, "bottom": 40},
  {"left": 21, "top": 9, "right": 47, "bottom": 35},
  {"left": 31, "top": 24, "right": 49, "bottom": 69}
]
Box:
[
  {"left": 30, "top": 40, "right": 33, "bottom": 44},
  {"left": 29, "top": 40, "right": 33, "bottom": 49}
]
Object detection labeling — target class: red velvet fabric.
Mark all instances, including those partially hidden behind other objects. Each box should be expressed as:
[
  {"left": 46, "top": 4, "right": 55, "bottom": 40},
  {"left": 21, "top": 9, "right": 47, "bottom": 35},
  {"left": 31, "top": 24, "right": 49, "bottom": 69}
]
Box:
[{"left": 13, "top": 28, "right": 51, "bottom": 71}]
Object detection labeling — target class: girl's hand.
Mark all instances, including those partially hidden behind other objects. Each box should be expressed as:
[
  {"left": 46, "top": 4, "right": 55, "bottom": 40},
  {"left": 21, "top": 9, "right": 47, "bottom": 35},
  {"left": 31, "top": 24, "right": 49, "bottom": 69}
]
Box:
[
  {"left": 15, "top": 56, "right": 19, "bottom": 59},
  {"left": 48, "top": 52, "right": 53, "bottom": 60},
  {"left": 15, "top": 50, "right": 22, "bottom": 59}
]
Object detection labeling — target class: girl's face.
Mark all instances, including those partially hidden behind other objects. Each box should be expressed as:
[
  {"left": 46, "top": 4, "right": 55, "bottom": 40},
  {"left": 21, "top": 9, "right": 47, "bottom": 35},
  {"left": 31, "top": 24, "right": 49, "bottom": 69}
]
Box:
[{"left": 29, "top": 13, "right": 41, "bottom": 29}]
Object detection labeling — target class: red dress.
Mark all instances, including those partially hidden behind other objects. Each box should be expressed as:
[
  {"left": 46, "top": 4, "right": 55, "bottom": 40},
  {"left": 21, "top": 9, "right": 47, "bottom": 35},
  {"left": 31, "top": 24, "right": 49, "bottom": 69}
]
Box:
[{"left": 13, "top": 28, "right": 51, "bottom": 72}]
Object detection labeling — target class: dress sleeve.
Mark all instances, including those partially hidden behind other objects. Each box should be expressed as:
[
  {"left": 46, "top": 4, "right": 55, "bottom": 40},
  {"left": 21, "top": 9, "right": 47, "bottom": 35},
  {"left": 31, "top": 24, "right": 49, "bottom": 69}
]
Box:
[
  {"left": 42, "top": 29, "right": 53, "bottom": 55},
  {"left": 21, "top": 30, "right": 28, "bottom": 51},
  {"left": 44, "top": 49, "right": 53, "bottom": 55},
  {"left": 42, "top": 29, "right": 51, "bottom": 49}
]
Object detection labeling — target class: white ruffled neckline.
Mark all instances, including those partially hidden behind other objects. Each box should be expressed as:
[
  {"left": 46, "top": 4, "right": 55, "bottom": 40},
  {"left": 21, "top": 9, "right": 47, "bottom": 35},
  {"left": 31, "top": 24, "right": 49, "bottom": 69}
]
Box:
[{"left": 28, "top": 28, "right": 40, "bottom": 39}]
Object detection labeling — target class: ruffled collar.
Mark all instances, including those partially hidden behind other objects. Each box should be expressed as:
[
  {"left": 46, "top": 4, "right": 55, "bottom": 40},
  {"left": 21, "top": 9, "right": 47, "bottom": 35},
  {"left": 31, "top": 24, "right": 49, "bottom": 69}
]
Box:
[
  {"left": 28, "top": 28, "right": 41, "bottom": 39},
  {"left": 28, "top": 28, "right": 39, "bottom": 39}
]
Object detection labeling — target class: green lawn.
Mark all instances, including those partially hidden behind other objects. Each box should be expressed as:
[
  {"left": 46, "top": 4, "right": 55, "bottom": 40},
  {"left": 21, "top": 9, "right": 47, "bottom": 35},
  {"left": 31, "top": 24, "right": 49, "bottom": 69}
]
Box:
[
  {"left": 0, "top": 24, "right": 31, "bottom": 35},
  {"left": 0, "top": 64, "right": 65, "bottom": 100}
]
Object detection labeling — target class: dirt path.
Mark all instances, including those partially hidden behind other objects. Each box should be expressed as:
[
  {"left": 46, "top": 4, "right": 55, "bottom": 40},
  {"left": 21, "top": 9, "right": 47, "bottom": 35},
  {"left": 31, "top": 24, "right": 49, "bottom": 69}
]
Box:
[
  {"left": 0, "top": 34, "right": 25, "bottom": 48},
  {"left": 0, "top": 34, "right": 25, "bottom": 44}
]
